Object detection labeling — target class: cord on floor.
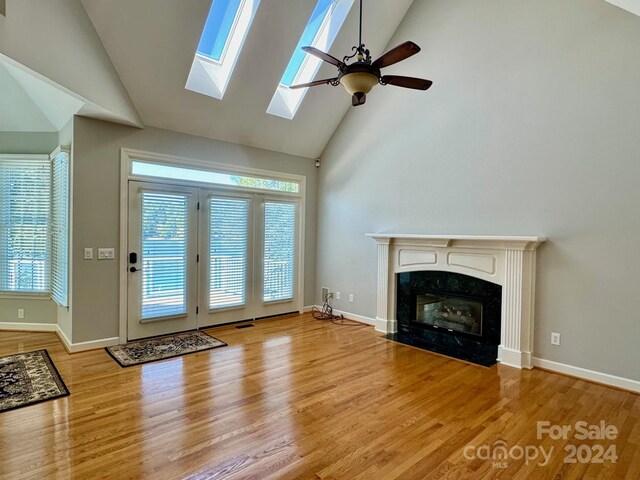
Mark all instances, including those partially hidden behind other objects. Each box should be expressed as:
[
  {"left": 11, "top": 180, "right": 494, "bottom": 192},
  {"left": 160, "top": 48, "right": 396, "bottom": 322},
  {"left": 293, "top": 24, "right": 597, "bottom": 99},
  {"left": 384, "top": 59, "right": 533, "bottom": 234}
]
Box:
[{"left": 312, "top": 301, "right": 361, "bottom": 326}]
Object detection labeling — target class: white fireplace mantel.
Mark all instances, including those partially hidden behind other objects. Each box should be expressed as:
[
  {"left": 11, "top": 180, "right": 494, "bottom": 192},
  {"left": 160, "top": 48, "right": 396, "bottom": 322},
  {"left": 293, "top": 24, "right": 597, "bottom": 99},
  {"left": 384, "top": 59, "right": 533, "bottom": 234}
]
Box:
[{"left": 367, "top": 234, "right": 547, "bottom": 369}]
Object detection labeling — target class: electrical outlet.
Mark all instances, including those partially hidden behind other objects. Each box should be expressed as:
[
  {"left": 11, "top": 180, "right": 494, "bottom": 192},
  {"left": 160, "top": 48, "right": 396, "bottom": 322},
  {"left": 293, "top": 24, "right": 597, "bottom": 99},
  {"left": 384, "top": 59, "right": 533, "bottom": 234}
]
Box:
[
  {"left": 18, "top": 308, "right": 24, "bottom": 319},
  {"left": 551, "top": 332, "right": 561, "bottom": 346},
  {"left": 84, "top": 248, "right": 93, "bottom": 260},
  {"left": 349, "top": 294, "right": 354, "bottom": 303},
  {"left": 321, "top": 287, "right": 329, "bottom": 302},
  {"left": 335, "top": 291, "right": 341, "bottom": 300}
]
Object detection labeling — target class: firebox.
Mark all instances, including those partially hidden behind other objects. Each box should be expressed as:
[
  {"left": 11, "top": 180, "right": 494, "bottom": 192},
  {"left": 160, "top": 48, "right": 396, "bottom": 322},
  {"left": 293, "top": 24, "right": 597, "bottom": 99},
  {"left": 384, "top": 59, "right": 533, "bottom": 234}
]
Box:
[{"left": 392, "top": 271, "right": 502, "bottom": 366}]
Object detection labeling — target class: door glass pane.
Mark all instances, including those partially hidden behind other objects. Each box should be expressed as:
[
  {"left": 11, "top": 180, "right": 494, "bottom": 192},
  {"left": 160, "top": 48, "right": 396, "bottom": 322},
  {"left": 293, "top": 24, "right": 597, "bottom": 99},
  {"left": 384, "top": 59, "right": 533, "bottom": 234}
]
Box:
[
  {"left": 141, "top": 192, "right": 189, "bottom": 319},
  {"left": 263, "top": 202, "right": 295, "bottom": 302},
  {"left": 209, "top": 198, "right": 249, "bottom": 309}
]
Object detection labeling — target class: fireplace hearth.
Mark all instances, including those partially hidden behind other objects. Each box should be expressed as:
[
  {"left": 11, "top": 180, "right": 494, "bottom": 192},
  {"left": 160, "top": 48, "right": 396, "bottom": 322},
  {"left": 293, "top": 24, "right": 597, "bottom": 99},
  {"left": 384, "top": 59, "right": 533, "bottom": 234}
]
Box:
[{"left": 391, "top": 271, "right": 502, "bottom": 366}]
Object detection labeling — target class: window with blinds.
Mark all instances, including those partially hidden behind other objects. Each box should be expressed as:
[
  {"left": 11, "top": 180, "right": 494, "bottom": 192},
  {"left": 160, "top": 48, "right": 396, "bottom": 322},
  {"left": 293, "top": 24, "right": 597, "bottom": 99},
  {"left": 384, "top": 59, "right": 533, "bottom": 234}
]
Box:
[
  {"left": 209, "top": 197, "right": 249, "bottom": 309},
  {"left": 263, "top": 202, "right": 296, "bottom": 302},
  {"left": 0, "top": 156, "right": 51, "bottom": 293},
  {"left": 140, "top": 192, "right": 189, "bottom": 319},
  {"left": 51, "top": 149, "right": 70, "bottom": 306}
]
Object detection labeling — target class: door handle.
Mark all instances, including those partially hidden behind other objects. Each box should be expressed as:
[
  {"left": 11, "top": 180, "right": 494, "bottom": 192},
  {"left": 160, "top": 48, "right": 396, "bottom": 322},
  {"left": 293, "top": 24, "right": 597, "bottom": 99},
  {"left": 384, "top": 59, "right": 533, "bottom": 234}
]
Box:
[{"left": 129, "top": 267, "right": 141, "bottom": 273}]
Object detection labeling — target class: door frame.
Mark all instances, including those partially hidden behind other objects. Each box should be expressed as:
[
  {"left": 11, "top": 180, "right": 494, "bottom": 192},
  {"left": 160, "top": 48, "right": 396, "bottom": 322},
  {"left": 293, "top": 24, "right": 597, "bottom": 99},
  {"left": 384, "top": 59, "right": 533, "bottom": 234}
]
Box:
[{"left": 118, "top": 148, "right": 306, "bottom": 344}]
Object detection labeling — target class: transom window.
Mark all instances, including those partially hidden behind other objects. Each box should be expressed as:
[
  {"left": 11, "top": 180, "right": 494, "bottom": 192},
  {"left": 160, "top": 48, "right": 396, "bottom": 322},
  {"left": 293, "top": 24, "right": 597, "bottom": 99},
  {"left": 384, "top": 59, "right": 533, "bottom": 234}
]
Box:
[{"left": 131, "top": 161, "right": 300, "bottom": 193}]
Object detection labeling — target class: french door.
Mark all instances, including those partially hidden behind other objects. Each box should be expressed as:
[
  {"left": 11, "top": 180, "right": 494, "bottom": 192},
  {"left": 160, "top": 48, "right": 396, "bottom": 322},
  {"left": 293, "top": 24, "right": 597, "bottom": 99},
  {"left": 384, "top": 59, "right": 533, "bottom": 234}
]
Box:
[
  {"left": 127, "top": 182, "right": 199, "bottom": 340},
  {"left": 127, "top": 181, "right": 300, "bottom": 340}
]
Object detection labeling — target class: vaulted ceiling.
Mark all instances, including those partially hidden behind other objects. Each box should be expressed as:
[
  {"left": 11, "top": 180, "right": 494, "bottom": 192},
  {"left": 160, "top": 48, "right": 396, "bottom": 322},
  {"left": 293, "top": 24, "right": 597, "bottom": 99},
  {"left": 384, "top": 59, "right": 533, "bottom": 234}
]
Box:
[
  {"left": 80, "top": 0, "right": 416, "bottom": 158},
  {"left": 0, "top": 59, "right": 83, "bottom": 132}
]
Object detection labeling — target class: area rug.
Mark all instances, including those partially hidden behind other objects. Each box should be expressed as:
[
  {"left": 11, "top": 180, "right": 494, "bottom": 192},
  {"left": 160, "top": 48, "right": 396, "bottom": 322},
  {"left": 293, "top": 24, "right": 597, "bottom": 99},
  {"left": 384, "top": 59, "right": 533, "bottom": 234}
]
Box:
[
  {"left": 105, "top": 331, "right": 227, "bottom": 367},
  {"left": 0, "top": 349, "right": 69, "bottom": 413}
]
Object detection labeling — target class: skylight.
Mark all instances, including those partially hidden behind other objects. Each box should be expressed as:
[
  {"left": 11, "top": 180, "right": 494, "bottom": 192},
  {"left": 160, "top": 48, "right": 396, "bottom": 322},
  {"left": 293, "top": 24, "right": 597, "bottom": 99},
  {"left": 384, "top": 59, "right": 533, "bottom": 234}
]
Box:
[
  {"left": 186, "top": 0, "right": 261, "bottom": 100},
  {"left": 197, "top": 0, "right": 244, "bottom": 62},
  {"left": 281, "top": 0, "right": 337, "bottom": 87},
  {"left": 267, "top": 0, "right": 354, "bottom": 120}
]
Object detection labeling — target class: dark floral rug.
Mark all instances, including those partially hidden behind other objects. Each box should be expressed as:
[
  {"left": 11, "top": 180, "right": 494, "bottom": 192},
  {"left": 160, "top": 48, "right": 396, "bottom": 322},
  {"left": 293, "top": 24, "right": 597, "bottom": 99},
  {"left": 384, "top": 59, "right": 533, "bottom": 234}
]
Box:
[
  {"left": 106, "top": 331, "right": 227, "bottom": 367},
  {"left": 0, "top": 349, "right": 69, "bottom": 413}
]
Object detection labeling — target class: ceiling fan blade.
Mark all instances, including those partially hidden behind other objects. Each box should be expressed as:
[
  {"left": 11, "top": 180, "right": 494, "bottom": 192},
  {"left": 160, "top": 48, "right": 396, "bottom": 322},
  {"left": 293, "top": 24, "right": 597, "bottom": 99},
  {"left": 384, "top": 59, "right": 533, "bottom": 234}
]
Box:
[
  {"left": 372, "top": 41, "right": 421, "bottom": 69},
  {"left": 289, "top": 78, "right": 338, "bottom": 89},
  {"left": 302, "top": 46, "right": 346, "bottom": 69},
  {"left": 381, "top": 75, "right": 433, "bottom": 90}
]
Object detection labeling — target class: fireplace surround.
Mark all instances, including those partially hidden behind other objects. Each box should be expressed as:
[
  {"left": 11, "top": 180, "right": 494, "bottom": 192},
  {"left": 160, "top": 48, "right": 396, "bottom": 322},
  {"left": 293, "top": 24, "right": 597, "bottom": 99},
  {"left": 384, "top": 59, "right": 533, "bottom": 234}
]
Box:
[
  {"left": 395, "top": 270, "right": 502, "bottom": 366},
  {"left": 367, "top": 234, "right": 546, "bottom": 368}
]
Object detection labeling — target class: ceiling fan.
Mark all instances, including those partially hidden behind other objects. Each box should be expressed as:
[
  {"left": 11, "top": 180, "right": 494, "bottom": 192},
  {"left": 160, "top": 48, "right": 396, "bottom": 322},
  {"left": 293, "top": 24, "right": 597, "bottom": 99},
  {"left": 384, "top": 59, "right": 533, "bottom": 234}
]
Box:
[{"left": 290, "top": 0, "right": 433, "bottom": 106}]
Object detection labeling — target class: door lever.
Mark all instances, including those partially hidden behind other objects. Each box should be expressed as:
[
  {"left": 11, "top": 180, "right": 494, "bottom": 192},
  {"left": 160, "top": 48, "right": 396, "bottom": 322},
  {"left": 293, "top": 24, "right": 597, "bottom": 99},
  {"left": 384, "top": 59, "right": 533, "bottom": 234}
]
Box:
[{"left": 129, "top": 267, "right": 141, "bottom": 273}]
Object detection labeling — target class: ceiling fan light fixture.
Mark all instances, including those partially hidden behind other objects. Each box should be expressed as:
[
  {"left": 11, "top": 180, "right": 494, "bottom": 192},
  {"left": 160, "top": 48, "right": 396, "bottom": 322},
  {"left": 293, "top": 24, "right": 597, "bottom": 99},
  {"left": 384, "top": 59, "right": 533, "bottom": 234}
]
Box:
[
  {"left": 340, "top": 72, "right": 379, "bottom": 95},
  {"left": 288, "top": 0, "right": 432, "bottom": 107}
]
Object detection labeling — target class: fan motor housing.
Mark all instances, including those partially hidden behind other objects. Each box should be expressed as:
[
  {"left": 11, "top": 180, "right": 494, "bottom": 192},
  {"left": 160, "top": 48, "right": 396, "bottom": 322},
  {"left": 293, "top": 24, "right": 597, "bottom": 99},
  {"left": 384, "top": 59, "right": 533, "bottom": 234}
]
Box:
[{"left": 339, "top": 62, "right": 381, "bottom": 95}]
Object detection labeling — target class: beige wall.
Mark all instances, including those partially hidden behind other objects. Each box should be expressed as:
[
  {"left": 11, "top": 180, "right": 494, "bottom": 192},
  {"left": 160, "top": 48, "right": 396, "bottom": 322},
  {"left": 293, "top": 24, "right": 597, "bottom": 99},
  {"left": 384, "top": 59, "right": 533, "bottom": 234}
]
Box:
[
  {"left": 71, "top": 116, "right": 317, "bottom": 343},
  {"left": 0, "top": 131, "right": 57, "bottom": 154},
  {"left": 317, "top": 0, "right": 640, "bottom": 381},
  {"left": 0, "top": 131, "right": 59, "bottom": 325}
]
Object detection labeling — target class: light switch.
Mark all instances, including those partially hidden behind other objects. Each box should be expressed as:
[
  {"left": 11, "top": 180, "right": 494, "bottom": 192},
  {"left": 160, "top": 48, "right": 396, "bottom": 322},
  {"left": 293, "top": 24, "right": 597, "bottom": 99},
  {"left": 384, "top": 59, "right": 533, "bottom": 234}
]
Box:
[
  {"left": 84, "top": 248, "right": 93, "bottom": 260},
  {"left": 98, "top": 248, "right": 115, "bottom": 260}
]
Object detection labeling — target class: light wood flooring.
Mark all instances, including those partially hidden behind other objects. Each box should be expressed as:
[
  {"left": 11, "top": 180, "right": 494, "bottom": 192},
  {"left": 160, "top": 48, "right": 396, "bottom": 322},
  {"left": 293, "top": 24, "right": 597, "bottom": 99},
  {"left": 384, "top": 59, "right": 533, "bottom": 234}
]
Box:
[{"left": 0, "top": 314, "right": 638, "bottom": 479}]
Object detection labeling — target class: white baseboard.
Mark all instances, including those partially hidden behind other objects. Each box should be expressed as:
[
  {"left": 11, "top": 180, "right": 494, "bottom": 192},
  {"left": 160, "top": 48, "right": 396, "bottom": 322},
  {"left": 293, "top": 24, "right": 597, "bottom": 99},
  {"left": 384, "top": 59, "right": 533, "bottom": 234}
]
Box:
[
  {"left": 373, "top": 317, "right": 397, "bottom": 334},
  {"left": 55, "top": 326, "right": 119, "bottom": 353},
  {"left": 305, "top": 305, "right": 375, "bottom": 326},
  {"left": 0, "top": 322, "right": 58, "bottom": 332},
  {"left": 533, "top": 357, "right": 640, "bottom": 394},
  {"left": 55, "top": 326, "right": 73, "bottom": 352},
  {"left": 303, "top": 305, "right": 314, "bottom": 313},
  {"left": 329, "top": 308, "right": 376, "bottom": 326},
  {"left": 0, "top": 322, "right": 119, "bottom": 353},
  {"left": 498, "top": 346, "right": 533, "bottom": 369}
]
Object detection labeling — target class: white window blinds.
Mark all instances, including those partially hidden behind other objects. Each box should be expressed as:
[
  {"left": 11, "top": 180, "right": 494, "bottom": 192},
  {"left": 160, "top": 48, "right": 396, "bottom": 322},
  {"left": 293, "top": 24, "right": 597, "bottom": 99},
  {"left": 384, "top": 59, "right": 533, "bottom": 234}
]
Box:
[
  {"left": 140, "top": 192, "right": 189, "bottom": 320},
  {"left": 209, "top": 197, "right": 249, "bottom": 309},
  {"left": 0, "top": 156, "right": 51, "bottom": 293},
  {"left": 51, "top": 148, "right": 70, "bottom": 306},
  {"left": 263, "top": 202, "right": 296, "bottom": 302}
]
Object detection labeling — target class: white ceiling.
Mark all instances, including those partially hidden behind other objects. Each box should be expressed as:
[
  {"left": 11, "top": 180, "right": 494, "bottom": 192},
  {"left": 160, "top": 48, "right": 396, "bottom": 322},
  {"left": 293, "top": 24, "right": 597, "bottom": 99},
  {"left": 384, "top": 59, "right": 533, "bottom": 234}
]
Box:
[
  {"left": 0, "top": 59, "right": 84, "bottom": 132},
  {"left": 80, "top": 0, "right": 415, "bottom": 158},
  {"left": 604, "top": 0, "right": 640, "bottom": 15}
]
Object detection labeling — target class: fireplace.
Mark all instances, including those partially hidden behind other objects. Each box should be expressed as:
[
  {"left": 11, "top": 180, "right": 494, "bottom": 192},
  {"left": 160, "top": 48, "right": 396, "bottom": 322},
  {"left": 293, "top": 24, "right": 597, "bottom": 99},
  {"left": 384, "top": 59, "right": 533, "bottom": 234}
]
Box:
[
  {"left": 367, "top": 234, "right": 546, "bottom": 369},
  {"left": 394, "top": 271, "right": 502, "bottom": 366},
  {"left": 416, "top": 294, "right": 482, "bottom": 336}
]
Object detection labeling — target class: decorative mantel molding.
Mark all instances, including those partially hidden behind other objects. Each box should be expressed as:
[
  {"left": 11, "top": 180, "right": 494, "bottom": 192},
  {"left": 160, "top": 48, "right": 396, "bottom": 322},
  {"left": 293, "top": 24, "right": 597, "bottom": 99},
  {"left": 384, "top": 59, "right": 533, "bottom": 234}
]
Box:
[
  {"left": 366, "top": 234, "right": 546, "bottom": 251},
  {"left": 367, "top": 234, "right": 547, "bottom": 369}
]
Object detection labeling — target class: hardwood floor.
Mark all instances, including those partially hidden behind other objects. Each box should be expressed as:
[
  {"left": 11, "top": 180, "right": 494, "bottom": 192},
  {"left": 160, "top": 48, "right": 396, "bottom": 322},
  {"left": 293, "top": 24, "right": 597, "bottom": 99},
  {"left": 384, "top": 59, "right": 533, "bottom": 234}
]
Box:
[{"left": 0, "top": 314, "right": 638, "bottom": 479}]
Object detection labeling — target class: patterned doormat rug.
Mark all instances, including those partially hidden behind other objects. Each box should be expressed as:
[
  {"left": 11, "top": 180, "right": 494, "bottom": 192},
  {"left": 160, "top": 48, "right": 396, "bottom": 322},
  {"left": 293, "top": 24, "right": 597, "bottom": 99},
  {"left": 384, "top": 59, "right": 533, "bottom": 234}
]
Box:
[
  {"left": 106, "top": 331, "right": 227, "bottom": 367},
  {"left": 0, "top": 349, "right": 69, "bottom": 413}
]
